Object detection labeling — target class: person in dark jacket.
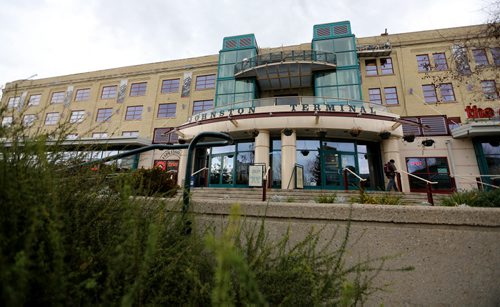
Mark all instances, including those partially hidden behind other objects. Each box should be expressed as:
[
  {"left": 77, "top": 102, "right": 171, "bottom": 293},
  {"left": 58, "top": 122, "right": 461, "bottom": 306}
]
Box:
[{"left": 385, "top": 159, "right": 398, "bottom": 192}]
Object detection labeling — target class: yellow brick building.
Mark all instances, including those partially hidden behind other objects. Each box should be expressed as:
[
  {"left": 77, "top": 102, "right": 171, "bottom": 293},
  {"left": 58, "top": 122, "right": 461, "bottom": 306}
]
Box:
[{"left": 1, "top": 21, "right": 499, "bottom": 193}]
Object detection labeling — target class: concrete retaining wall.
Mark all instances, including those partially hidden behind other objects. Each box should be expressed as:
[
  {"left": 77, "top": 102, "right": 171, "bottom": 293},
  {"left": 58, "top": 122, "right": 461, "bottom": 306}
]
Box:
[{"left": 191, "top": 200, "right": 500, "bottom": 306}]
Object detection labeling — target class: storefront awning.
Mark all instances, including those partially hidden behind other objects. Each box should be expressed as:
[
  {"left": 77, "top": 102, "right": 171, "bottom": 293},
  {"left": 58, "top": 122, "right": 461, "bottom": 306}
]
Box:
[{"left": 451, "top": 120, "right": 500, "bottom": 138}]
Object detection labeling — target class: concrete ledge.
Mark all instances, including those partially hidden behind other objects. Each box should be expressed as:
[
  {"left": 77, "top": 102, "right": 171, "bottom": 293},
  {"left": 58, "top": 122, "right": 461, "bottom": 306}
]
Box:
[{"left": 191, "top": 200, "right": 500, "bottom": 227}]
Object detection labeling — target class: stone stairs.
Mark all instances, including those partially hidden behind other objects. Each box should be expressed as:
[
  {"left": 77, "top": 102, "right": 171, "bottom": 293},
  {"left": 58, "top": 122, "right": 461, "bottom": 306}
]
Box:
[{"left": 180, "top": 187, "right": 444, "bottom": 206}]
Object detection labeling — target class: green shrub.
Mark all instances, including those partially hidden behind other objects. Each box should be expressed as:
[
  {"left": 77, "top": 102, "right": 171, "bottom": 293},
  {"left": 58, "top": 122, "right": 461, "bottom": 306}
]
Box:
[
  {"left": 315, "top": 193, "right": 337, "bottom": 203},
  {"left": 350, "top": 191, "right": 403, "bottom": 205},
  {"left": 130, "top": 167, "right": 179, "bottom": 197},
  {"left": 440, "top": 189, "right": 500, "bottom": 207}
]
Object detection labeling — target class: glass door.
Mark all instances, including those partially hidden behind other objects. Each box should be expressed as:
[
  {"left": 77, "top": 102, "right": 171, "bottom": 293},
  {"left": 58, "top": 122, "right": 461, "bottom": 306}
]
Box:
[
  {"left": 323, "top": 150, "right": 341, "bottom": 188},
  {"left": 209, "top": 153, "right": 234, "bottom": 186}
]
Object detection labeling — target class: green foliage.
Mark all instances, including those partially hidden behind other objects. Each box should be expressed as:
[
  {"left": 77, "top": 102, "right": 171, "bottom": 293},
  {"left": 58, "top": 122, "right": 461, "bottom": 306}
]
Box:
[
  {"left": 440, "top": 189, "right": 500, "bottom": 207},
  {"left": 315, "top": 193, "right": 337, "bottom": 203},
  {"left": 129, "top": 167, "right": 179, "bottom": 197},
  {"left": 0, "top": 112, "right": 410, "bottom": 305},
  {"left": 286, "top": 196, "right": 296, "bottom": 203},
  {"left": 350, "top": 191, "right": 403, "bottom": 205}
]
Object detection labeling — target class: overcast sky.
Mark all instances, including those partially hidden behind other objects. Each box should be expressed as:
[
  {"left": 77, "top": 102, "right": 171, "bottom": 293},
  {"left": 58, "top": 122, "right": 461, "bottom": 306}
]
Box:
[{"left": 0, "top": 0, "right": 492, "bottom": 89}]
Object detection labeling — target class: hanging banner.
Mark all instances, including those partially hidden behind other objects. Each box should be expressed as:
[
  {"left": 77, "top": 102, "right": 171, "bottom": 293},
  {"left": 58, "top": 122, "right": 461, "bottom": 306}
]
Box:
[
  {"left": 117, "top": 79, "right": 128, "bottom": 103},
  {"left": 181, "top": 72, "right": 192, "bottom": 97},
  {"left": 64, "top": 86, "right": 74, "bottom": 106}
]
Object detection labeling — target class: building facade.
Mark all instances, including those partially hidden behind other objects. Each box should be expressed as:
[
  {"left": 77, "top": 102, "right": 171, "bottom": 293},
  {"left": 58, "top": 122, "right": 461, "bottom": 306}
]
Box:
[{"left": 2, "top": 21, "right": 499, "bottom": 192}]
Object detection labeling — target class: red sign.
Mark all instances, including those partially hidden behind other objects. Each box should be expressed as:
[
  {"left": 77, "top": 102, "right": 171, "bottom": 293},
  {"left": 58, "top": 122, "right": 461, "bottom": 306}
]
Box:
[{"left": 465, "top": 105, "right": 499, "bottom": 119}]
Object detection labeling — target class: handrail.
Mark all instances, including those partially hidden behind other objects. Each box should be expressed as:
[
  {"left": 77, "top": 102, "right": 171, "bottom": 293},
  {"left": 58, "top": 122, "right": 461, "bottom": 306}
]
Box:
[
  {"left": 191, "top": 167, "right": 208, "bottom": 177},
  {"left": 343, "top": 167, "right": 367, "bottom": 182},
  {"left": 397, "top": 169, "right": 438, "bottom": 185},
  {"left": 453, "top": 175, "right": 499, "bottom": 189}
]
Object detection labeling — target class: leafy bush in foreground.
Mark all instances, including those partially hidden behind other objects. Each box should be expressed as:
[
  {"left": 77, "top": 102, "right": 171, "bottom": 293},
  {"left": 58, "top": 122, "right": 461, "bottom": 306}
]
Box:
[
  {"left": 0, "top": 113, "right": 411, "bottom": 305},
  {"left": 440, "top": 189, "right": 500, "bottom": 207},
  {"left": 350, "top": 191, "right": 403, "bottom": 205}
]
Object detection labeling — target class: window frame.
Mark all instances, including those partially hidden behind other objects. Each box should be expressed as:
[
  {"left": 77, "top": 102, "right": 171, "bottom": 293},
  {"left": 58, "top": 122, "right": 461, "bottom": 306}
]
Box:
[
  {"left": 96, "top": 108, "right": 113, "bottom": 122},
  {"left": 368, "top": 88, "right": 382, "bottom": 104},
  {"left": 28, "top": 94, "right": 41, "bottom": 106},
  {"left": 157, "top": 103, "right": 177, "bottom": 118},
  {"left": 416, "top": 54, "right": 431, "bottom": 72},
  {"left": 380, "top": 57, "right": 394, "bottom": 75},
  {"left": 125, "top": 105, "right": 143, "bottom": 121},
  {"left": 23, "top": 114, "right": 37, "bottom": 127},
  {"left": 44, "top": 112, "right": 60, "bottom": 126},
  {"left": 439, "top": 83, "right": 456, "bottom": 102},
  {"left": 401, "top": 115, "right": 450, "bottom": 136},
  {"left": 365, "top": 59, "right": 378, "bottom": 76},
  {"left": 50, "top": 91, "right": 65, "bottom": 104},
  {"left": 472, "top": 49, "right": 489, "bottom": 66},
  {"left": 129, "top": 82, "right": 147, "bottom": 97},
  {"left": 2, "top": 116, "right": 13, "bottom": 127},
  {"left": 432, "top": 52, "right": 448, "bottom": 71},
  {"left": 481, "top": 80, "right": 498, "bottom": 100},
  {"left": 7, "top": 96, "right": 21, "bottom": 108},
  {"left": 384, "top": 87, "right": 399, "bottom": 105},
  {"left": 422, "top": 84, "right": 438, "bottom": 103},
  {"left": 74, "top": 88, "right": 91, "bottom": 102},
  {"left": 101, "top": 85, "right": 117, "bottom": 99},
  {"left": 405, "top": 156, "right": 454, "bottom": 193},
  {"left": 195, "top": 74, "right": 216, "bottom": 90},
  {"left": 491, "top": 47, "right": 500, "bottom": 66},
  {"left": 92, "top": 132, "right": 108, "bottom": 139},
  {"left": 69, "top": 110, "right": 86, "bottom": 123},
  {"left": 192, "top": 99, "right": 214, "bottom": 115},
  {"left": 161, "top": 78, "right": 180, "bottom": 93},
  {"left": 122, "top": 131, "right": 139, "bottom": 137}
]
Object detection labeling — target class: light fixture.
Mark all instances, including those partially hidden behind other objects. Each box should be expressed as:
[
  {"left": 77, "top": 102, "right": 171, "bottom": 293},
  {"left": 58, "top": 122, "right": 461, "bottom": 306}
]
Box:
[
  {"left": 403, "top": 135, "right": 415, "bottom": 143},
  {"left": 349, "top": 128, "right": 361, "bottom": 137},
  {"left": 379, "top": 131, "right": 391, "bottom": 139},
  {"left": 178, "top": 138, "right": 187, "bottom": 144},
  {"left": 301, "top": 150, "right": 310, "bottom": 156},
  {"left": 282, "top": 128, "right": 293, "bottom": 136},
  {"left": 251, "top": 129, "right": 259, "bottom": 137},
  {"left": 422, "top": 139, "right": 435, "bottom": 147}
]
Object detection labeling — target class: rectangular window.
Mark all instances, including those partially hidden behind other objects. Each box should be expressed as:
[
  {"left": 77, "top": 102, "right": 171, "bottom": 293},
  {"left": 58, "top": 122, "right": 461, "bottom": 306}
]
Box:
[
  {"left": 422, "top": 84, "right": 438, "bottom": 103},
  {"left": 66, "top": 134, "right": 78, "bottom": 140},
  {"left": 157, "top": 103, "right": 177, "bottom": 118},
  {"left": 2, "top": 116, "right": 13, "bottom": 127},
  {"left": 153, "top": 127, "right": 179, "bottom": 144},
  {"left": 433, "top": 53, "right": 448, "bottom": 70},
  {"left": 472, "top": 49, "right": 489, "bottom": 66},
  {"left": 28, "top": 94, "right": 41, "bottom": 106},
  {"left": 101, "top": 85, "right": 117, "bottom": 99},
  {"left": 481, "top": 80, "right": 498, "bottom": 99},
  {"left": 23, "top": 114, "right": 36, "bottom": 126},
  {"left": 380, "top": 58, "right": 394, "bottom": 74},
  {"left": 44, "top": 112, "right": 60, "bottom": 125},
  {"left": 75, "top": 88, "right": 90, "bottom": 101},
  {"left": 401, "top": 116, "right": 449, "bottom": 136},
  {"left": 122, "top": 131, "right": 139, "bottom": 137},
  {"left": 491, "top": 47, "right": 500, "bottom": 66},
  {"left": 70, "top": 110, "right": 86, "bottom": 123},
  {"left": 51, "top": 91, "right": 65, "bottom": 104},
  {"left": 439, "top": 83, "right": 455, "bottom": 102},
  {"left": 96, "top": 108, "right": 113, "bottom": 122},
  {"left": 195, "top": 74, "right": 216, "bottom": 90},
  {"left": 447, "top": 117, "right": 461, "bottom": 131},
  {"left": 406, "top": 157, "right": 454, "bottom": 192},
  {"left": 92, "top": 132, "right": 108, "bottom": 139},
  {"left": 384, "top": 87, "right": 399, "bottom": 105},
  {"left": 365, "top": 59, "right": 378, "bottom": 76},
  {"left": 416, "top": 54, "right": 430, "bottom": 72},
  {"left": 129, "top": 82, "right": 147, "bottom": 96},
  {"left": 7, "top": 96, "right": 21, "bottom": 108},
  {"left": 368, "top": 88, "right": 382, "bottom": 104},
  {"left": 192, "top": 99, "right": 213, "bottom": 115},
  {"left": 125, "top": 105, "right": 143, "bottom": 120},
  {"left": 161, "top": 79, "right": 180, "bottom": 93}
]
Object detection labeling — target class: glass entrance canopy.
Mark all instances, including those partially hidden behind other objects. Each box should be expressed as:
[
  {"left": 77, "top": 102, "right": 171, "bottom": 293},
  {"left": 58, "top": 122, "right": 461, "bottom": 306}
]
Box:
[{"left": 234, "top": 50, "right": 336, "bottom": 90}]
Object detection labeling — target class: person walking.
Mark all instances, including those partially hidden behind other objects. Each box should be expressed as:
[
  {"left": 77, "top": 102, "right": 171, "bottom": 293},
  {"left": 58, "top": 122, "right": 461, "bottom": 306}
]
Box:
[{"left": 385, "top": 159, "right": 398, "bottom": 192}]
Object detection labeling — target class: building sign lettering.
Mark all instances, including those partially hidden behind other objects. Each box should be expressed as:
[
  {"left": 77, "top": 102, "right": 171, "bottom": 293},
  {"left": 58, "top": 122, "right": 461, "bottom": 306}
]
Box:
[
  {"left": 187, "top": 104, "right": 376, "bottom": 123},
  {"left": 465, "top": 105, "right": 500, "bottom": 119}
]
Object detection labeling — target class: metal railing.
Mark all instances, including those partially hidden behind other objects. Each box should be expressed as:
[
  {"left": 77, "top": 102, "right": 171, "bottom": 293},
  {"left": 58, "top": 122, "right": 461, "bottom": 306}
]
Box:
[
  {"left": 398, "top": 169, "right": 438, "bottom": 205},
  {"left": 453, "top": 174, "right": 499, "bottom": 190},
  {"left": 234, "top": 50, "right": 336, "bottom": 75},
  {"left": 343, "top": 167, "right": 367, "bottom": 192}
]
